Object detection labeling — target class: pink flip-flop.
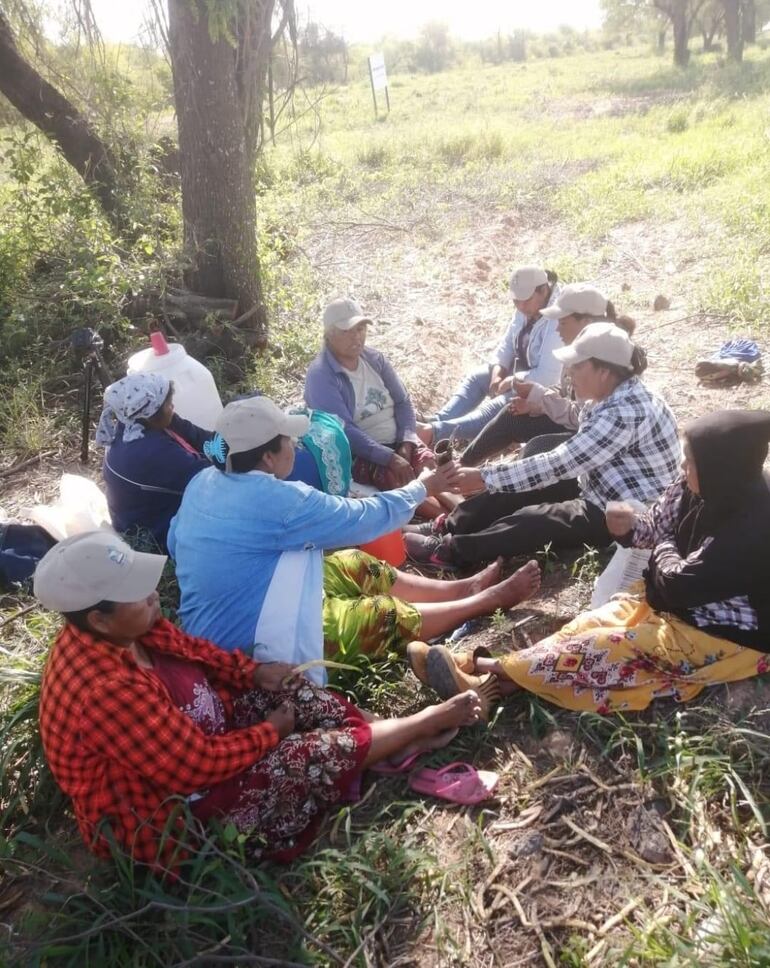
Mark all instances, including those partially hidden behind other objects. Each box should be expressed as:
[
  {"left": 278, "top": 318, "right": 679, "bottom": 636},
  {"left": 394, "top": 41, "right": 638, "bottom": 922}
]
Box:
[
  {"left": 370, "top": 750, "right": 423, "bottom": 775},
  {"left": 408, "top": 762, "right": 499, "bottom": 804}
]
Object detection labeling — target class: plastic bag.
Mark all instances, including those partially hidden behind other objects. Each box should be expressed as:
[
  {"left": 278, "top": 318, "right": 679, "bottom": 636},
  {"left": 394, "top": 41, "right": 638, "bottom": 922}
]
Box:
[
  {"left": 23, "top": 474, "right": 113, "bottom": 542},
  {"left": 590, "top": 544, "right": 651, "bottom": 609}
]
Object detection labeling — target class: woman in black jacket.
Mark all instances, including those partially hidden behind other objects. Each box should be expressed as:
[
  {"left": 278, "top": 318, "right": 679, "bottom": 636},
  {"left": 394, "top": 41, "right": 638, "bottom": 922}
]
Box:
[{"left": 418, "top": 410, "right": 770, "bottom": 714}]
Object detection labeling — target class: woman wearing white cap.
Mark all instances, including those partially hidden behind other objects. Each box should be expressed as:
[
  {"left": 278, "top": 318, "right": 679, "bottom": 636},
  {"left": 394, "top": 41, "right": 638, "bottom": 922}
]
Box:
[
  {"left": 168, "top": 396, "right": 542, "bottom": 679},
  {"left": 304, "top": 297, "right": 447, "bottom": 516},
  {"left": 415, "top": 266, "right": 563, "bottom": 446},
  {"left": 33, "top": 531, "right": 486, "bottom": 869},
  {"left": 459, "top": 285, "right": 637, "bottom": 467},
  {"left": 405, "top": 323, "right": 680, "bottom": 569}
]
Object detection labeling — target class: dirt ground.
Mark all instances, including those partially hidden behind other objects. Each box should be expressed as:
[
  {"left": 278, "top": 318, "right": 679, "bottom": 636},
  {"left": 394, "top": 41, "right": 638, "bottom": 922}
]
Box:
[
  {"left": 298, "top": 190, "right": 770, "bottom": 964},
  {"left": 2, "top": 164, "right": 769, "bottom": 966}
]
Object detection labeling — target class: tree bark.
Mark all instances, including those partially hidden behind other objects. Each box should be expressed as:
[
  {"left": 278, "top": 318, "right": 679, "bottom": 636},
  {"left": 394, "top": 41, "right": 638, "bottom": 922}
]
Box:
[
  {"left": 722, "top": 0, "right": 744, "bottom": 59},
  {"left": 742, "top": 0, "right": 756, "bottom": 43},
  {"left": 0, "top": 9, "right": 119, "bottom": 218},
  {"left": 668, "top": 0, "right": 692, "bottom": 66},
  {"left": 167, "top": 0, "right": 269, "bottom": 347}
]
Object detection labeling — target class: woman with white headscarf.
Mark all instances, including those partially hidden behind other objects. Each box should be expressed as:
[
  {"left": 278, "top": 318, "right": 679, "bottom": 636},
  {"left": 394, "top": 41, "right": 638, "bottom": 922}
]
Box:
[{"left": 96, "top": 373, "right": 212, "bottom": 549}]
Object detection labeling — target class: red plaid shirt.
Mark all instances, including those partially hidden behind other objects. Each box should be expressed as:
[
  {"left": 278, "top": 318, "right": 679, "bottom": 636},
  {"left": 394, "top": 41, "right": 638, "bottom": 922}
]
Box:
[{"left": 39, "top": 618, "right": 278, "bottom": 868}]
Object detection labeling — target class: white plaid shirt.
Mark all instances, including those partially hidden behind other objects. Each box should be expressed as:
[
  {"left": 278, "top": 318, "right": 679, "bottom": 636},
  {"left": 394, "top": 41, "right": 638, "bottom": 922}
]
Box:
[
  {"left": 482, "top": 377, "right": 681, "bottom": 511},
  {"left": 632, "top": 479, "right": 758, "bottom": 632}
]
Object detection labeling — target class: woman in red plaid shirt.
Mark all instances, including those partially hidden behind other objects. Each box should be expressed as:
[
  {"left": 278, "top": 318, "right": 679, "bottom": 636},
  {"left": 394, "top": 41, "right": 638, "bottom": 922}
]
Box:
[{"left": 34, "top": 532, "right": 484, "bottom": 870}]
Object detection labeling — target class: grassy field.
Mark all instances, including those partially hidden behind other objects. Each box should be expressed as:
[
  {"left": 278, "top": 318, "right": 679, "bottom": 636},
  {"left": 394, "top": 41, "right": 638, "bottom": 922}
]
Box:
[{"left": 2, "top": 45, "right": 770, "bottom": 966}]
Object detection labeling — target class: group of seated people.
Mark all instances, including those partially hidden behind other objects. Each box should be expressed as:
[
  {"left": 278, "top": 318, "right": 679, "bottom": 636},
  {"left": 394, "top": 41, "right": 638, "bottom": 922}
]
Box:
[{"left": 32, "top": 264, "right": 770, "bottom": 872}]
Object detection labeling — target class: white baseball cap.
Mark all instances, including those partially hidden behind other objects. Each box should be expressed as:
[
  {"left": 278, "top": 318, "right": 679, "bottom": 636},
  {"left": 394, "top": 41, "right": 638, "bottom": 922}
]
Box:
[
  {"left": 323, "top": 297, "right": 372, "bottom": 332},
  {"left": 34, "top": 531, "right": 167, "bottom": 612},
  {"left": 509, "top": 266, "right": 548, "bottom": 300},
  {"left": 541, "top": 284, "right": 608, "bottom": 320},
  {"left": 216, "top": 397, "right": 310, "bottom": 468},
  {"left": 553, "top": 322, "right": 634, "bottom": 369}
]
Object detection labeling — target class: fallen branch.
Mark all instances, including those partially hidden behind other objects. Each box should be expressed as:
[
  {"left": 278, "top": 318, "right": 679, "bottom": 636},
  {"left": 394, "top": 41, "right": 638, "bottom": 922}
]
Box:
[
  {"left": 563, "top": 816, "right": 669, "bottom": 870},
  {"left": 490, "top": 884, "right": 531, "bottom": 927},
  {"left": 0, "top": 604, "right": 37, "bottom": 629},
  {"left": 598, "top": 896, "right": 642, "bottom": 936},
  {"left": 0, "top": 452, "right": 53, "bottom": 479},
  {"left": 530, "top": 905, "right": 557, "bottom": 968}
]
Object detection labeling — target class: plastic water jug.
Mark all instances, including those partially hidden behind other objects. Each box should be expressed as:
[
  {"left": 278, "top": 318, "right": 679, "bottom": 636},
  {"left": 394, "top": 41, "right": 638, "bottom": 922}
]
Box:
[{"left": 127, "top": 335, "right": 223, "bottom": 431}]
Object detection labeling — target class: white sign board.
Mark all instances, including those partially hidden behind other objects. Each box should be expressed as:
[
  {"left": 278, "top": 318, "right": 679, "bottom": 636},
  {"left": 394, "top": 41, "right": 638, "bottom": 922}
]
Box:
[{"left": 369, "top": 52, "right": 388, "bottom": 91}]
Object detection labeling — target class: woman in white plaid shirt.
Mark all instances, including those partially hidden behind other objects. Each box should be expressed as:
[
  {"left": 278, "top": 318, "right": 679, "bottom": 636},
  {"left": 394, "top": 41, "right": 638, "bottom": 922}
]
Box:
[
  {"left": 418, "top": 410, "right": 770, "bottom": 715},
  {"left": 405, "top": 323, "right": 680, "bottom": 570}
]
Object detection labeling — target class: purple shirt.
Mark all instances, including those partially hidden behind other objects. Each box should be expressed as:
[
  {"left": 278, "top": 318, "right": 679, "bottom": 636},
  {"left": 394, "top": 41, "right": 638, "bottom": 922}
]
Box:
[{"left": 304, "top": 347, "right": 417, "bottom": 466}]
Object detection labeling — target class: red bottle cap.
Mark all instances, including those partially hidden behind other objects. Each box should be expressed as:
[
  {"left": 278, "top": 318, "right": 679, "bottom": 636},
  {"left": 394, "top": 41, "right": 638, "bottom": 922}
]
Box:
[{"left": 150, "top": 331, "right": 170, "bottom": 356}]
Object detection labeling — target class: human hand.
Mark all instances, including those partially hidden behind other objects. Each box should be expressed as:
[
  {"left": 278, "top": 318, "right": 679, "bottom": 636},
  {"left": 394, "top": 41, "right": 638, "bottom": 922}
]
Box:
[
  {"left": 497, "top": 376, "right": 514, "bottom": 394},
  {"left": 453, "top": 466, "right": 487, "bottom": 497},
  {"left": 396, "top": 442, "right": 416, "bottom": 462},
  {"left": 254, "top": 661, "right": 302, "bottom": 691},
  {"left": 512, "top": 380, "right": 533, "bottom": 399},
  {"left": 488, "top": 377, "right": 502, "bottom": 398},
  {"left": 605, "top": 501, "right": 637, "bottom": 538},
  {"left": 418, "top": 460, "right": 462, "bottom": 496},
  {"left": 509, "top": 396, "right": 530, "bottom": 415},
  {"left": 265, "top": 700, "right": 296, "bottom": 739},
  {"left": 388, "top": 452, "right": 415, "bottom": 487}
]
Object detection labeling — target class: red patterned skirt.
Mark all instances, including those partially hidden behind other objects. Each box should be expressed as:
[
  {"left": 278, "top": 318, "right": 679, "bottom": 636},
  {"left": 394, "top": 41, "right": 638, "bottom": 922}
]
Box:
[{"left": 151, "top": 652, "right": 371, "bottom": 861}]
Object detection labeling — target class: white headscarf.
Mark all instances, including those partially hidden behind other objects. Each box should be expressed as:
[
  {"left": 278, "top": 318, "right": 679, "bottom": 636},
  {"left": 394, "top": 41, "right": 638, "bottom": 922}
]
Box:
[{"left": 95, "top": 373, "right": 171, "bottom": 446}]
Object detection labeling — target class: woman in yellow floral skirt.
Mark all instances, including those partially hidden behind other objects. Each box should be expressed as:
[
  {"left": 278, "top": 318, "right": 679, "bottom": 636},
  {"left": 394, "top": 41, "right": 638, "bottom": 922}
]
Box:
[{"left": 422, "top": 410, "right": 770, "bottom": 714}]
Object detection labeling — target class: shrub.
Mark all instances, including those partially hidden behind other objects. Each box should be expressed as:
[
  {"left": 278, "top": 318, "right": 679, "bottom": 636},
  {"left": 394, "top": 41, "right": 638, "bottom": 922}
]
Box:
[{"left": 666, "top": 108, "right": 690, "bottom": 132}]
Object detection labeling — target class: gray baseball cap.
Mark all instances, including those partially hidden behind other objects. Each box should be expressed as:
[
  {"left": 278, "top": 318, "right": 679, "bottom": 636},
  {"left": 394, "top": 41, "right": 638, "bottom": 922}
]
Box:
[
  {"left": 216, "top": 397, "right": 310, "bottom": 468},
  {"left": 553, "top": 322, "right": 634, "bottom": 369},
  {"left": 34, "top": 531, "right": 167, "bottom": 612},
  {"left": 541, "top": 283, "right": 608, "bottom": 320},
  {"left": 509, "top": 266, "right": 548, "bottom": 300},
  {"left": 323, "top": 297, "right": 372, "bottom": 332}
]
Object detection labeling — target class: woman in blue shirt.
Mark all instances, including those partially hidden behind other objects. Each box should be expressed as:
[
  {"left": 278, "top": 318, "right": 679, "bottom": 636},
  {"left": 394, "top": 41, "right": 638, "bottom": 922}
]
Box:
[
  {"left": 417, "top": 266, "right": 563, "bottom": 446},
  {"left": 168, "top": 397, "right": 541, "bottom": 680},
  {"left": 97, "top": 375, "right": 349, "bottom": 551}
]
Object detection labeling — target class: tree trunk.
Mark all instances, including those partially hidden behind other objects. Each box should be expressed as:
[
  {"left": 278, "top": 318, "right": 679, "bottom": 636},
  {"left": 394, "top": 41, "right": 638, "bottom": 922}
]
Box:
[
  {"left": 672, "top": 2, "right": 691, "bottom": 66},
  {"left": 742, "top": 0, "right": 756, "bottom": 43},
  {"left": 167, "top": 0, "right": 268, "bottom": 347},
  {"left": 0, "top": 9, "right": 119, "bottom": 218},
  {"left": 723, "top": 0, "right": 745, "bottom": 59}
]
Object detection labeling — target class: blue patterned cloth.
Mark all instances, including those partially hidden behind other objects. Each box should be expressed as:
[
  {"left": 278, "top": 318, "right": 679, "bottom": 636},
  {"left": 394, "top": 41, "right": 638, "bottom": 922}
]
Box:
[{"left": 714, "top": 339, "right": 761, "bottom": 363}]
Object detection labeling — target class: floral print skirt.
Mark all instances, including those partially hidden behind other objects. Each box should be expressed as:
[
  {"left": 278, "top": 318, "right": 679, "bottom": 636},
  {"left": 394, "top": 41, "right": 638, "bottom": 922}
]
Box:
[
  {"left": 174, "top": 674, "right": 372, "bottom": 862},
  {"left": 323, "top": 550, "right": 421, "bottom": 658},
  {"left": 499, "top": 595, "right": 766, "bottom": 714}
]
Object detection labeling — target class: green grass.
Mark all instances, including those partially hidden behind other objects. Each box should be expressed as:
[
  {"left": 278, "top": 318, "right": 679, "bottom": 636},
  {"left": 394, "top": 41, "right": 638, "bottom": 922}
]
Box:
[{"left": 3, "top": 40, "right": 770, "bottom": 967}]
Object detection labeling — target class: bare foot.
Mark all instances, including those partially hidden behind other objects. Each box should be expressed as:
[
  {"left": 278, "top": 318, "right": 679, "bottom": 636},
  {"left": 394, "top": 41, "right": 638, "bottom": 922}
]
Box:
[
  {"left": 465, "top": 557, "right": 503, "bottom": 596},
  {"left": 485, "top": 559, "right": 541, "bottom": 610},
  {"left": 397, "top": 726, "right": 460, "bottom": 762},
  {"left": 426, "top": 689, "right": 482, "bottom": 732}
]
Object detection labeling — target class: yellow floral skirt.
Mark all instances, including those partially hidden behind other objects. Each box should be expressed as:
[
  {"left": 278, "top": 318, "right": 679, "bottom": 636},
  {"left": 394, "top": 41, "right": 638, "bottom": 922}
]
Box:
[
  {"left": 322, "top": 550, "right": 421, "bottom": 659},
  {"left": 499, "top": 595, "right": 768, "bottom": 714}
]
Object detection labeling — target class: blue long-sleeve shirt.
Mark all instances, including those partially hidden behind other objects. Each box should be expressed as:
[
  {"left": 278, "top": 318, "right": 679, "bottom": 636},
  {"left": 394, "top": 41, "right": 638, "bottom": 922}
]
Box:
[
  {"left": 167, "top": 468, "right": 426, "bottom": 681},
  {"left": 490, "top": 283, "right": 564, "bottom": 387},
  {"left": 304, "top": 347, "right": 417, "bottom": 467}
]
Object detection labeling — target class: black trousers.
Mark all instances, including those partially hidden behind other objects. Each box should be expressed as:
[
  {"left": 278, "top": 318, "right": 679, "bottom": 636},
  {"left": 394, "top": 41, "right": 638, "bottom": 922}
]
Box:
[
  {"left": 520, "top": 432, "right": 574, "bottom": 459},
  {"left": 461, "top": 409, "right": 568, "bottom": 466},
  {"left": 447, "top": 483, "right": 611, "bottom": 564}
]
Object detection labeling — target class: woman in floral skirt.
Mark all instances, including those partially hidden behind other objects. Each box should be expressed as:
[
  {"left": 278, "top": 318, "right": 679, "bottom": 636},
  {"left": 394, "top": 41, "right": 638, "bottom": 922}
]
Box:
[{"left": 422, "top": 410, "right": 770, "bottom": 714}]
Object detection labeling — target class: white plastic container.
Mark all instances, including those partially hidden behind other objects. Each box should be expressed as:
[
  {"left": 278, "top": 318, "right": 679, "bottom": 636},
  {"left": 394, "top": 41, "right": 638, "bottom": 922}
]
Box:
[{"left": 127, "top": 342, "right": 223, "bottom": 431}]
